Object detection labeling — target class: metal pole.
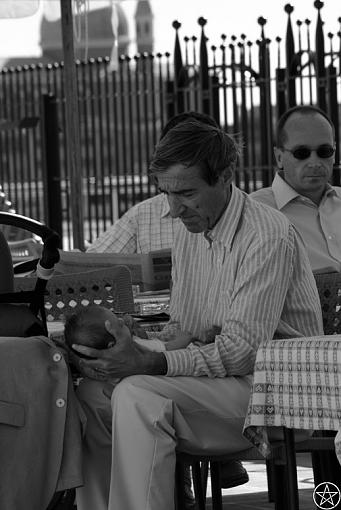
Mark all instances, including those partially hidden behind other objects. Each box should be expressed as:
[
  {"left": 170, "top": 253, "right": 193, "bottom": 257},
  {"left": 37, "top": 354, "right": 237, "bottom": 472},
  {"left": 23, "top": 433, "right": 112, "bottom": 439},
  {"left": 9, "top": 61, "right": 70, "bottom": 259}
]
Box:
[{"left": 60, "top": 0, "right": 84, "bottom": 249}]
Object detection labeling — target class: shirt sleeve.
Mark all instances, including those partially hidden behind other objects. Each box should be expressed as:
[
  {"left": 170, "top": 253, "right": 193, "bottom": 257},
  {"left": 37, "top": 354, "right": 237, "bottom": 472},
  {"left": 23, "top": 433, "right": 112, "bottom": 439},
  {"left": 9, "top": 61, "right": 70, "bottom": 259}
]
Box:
[
  {"left": 164, "top": 230, "right": 300, "bottom": 377},
  {"left": 86, "top": 210, "right": 138, "bottom": 253}
]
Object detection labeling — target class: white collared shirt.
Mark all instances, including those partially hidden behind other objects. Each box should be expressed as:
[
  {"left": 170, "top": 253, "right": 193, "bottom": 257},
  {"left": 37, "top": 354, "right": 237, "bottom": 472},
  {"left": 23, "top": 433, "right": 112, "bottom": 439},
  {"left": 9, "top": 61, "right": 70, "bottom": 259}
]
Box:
[
  {"left": 87, "top": 194, "right": 179, "bottom": 254},
  {"left": 250, "top": 173, "right": 341, "bottom": 273}
]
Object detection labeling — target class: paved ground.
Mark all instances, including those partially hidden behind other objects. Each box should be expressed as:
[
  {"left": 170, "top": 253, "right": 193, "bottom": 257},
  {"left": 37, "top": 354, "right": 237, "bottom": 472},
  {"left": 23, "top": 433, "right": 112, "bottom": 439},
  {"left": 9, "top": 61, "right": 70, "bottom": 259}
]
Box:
[{"left": 204, "top": 454, "right": 315, "bottom": 510}]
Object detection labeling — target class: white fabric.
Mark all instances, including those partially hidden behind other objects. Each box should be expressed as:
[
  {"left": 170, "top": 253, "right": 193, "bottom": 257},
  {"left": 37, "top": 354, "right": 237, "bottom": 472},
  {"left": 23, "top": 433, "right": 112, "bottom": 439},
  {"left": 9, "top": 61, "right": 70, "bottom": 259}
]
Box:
[
  {"left": 76, "top": 373, "right": 253, "bottom": 510},
  {"left": 0, "top": 0, "right": 39, "bottom": 18},
  {"left": 250, "top": 173, "right": 341, "bottom": 272}
]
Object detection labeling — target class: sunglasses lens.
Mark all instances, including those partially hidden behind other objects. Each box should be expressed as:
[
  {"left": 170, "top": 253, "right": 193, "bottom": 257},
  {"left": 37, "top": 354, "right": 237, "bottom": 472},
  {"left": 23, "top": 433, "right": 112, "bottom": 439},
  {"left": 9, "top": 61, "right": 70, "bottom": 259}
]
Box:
[
  {"left": 316, "top": 146, "right": 335, "bottom": 158},
  {"left": 291, "top": 145, "right": 335, "bottom": 159},
  {"left": 292, "top": 147, "right": 311, "bottom": 160}
]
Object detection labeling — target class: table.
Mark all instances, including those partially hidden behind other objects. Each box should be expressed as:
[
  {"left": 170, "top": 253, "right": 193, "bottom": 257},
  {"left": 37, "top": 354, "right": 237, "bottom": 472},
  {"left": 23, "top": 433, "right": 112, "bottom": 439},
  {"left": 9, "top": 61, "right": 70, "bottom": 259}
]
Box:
[{"left": 243, "top": 336, "right": 341, "bottom": 465}]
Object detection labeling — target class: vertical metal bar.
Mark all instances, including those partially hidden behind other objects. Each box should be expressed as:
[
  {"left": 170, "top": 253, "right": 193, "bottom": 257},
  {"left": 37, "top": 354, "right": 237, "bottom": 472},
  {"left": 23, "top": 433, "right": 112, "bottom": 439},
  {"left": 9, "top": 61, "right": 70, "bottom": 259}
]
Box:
[
  {"left": 247, "top": 40, "right": 257, "bottom": 191},
  {"left": 60, "top": 0, "right": 84, "bottom": 249},
  {"left": 326, "top": 40, "right": 340, "bottom": 185},
  {"left": 148, "top": 53, "right": 158, "bottom": 197},
  {"left": 315, "top": 1, "right": 327, "bottom": 111},
  {"left": 239, "top": 37, "right": 249, "bottom": 193},
  {"left": 220, "top": 36, "right": 228, "bottom": 131},
  {"left": 79, "top": 60, "right": 92, "bottom": 242},
  {"left": 59, "top": 61, "right": 72, "bottom": 248},
  {"left": 192, "top": 36, "right": 199, "bottom": 112},
  {"left": 11, "top": 68, "right": 24, "bottom": 214},
  {"left": 157, "top": 53, "right": 165, "bottom": 132},
  {"left": 173, "top": 21, "right": 185, "bottom": 115},
  {"left": 103, "top": 57, "right": 114, "bottom": 226},
  {"left": 285, "top": 4, "right": 296, "bottom": 107},
  {"left": 141, "top": 54, "right": 151, "bottom": 198},
  {"left": 111, "top": 67, "right": 121, "bottom": 217},
  {"left": 296, "top": 20, "right": 304, "bottom": 104},
  {"left": 29, "top": 64, "right": 42, "bottom": 220},
  {"left": 88, "top": 58, "right": 100, "bottom": 236},
  {"left": 96, "top": 58, "right": 107, "bottom": 229},
  {"left": 257, "top": 17, "right": 273, "bottom": 187},
  {"left": 41, "top": 94, "right": 63, "bottom": 239},
  {"left": 305, "top": 19, "right": 314, "bottom": 105},
  {"left": 198, "top": 17, "right": 210, "bottom": 114},
  {"left": 0, "top": 68, "right": 11, "bottom": 207},
  {"left": 210, "top": 44, "right": 220, "bottom": 125},
  {"left": 229, "top": 38, "right": 240, "bottom": 187},
  {"left": 126, "top": 56, "right": 136, "bottom": 205},
  {"left": 134, "top": 55, "right": 144, "bottom": 203},
  {"left": 119, "top": 56, "right": 129, "bottom": 212}
]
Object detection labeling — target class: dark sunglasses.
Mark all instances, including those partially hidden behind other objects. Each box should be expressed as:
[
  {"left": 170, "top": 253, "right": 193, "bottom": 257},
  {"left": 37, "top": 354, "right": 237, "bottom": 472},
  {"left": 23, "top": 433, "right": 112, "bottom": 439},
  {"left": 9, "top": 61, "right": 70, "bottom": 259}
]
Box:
[{"left": 282, "top": 145, "right": 335, "bottom": 160}]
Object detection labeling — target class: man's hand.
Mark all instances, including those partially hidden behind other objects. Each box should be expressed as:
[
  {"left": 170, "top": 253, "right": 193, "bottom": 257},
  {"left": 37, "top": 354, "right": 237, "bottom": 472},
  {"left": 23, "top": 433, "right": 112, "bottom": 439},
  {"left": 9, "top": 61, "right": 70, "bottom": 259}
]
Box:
[
  {"left": 165, "top": 330, "right": 194, "bottom": 350},
  {"left": 72, "top": 319, "right": 168, "bottom": 379}
]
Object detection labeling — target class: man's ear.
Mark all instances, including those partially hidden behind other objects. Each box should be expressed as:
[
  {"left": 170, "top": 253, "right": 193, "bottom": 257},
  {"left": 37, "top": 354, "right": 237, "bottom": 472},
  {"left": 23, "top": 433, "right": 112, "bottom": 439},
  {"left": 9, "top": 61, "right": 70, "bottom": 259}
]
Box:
[
  {"left": 220, "top": 167, "right": 234, "bottom": 185},
  {"left": 273, "top": 146, "right": 284, "bottom": 170}
]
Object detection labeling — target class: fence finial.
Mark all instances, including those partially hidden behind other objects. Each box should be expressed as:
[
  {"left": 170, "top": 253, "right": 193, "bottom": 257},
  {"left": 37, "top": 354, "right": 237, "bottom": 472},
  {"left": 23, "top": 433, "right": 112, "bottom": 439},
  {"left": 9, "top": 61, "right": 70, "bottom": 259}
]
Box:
[
  {"left": 257, "top": 16, "right": 267, "bottom": 39},
  {"left": 314, "top": 1, "right": 324, "bottom": 10},
  {"left": 198, "top": 17, "right": 207, "bottom": 28},
  {"left": 172, "top": 20, "right": 181, "bottom": 31},
  {"left": 284, "top": 4, "right": 294, "bottom": 15}
]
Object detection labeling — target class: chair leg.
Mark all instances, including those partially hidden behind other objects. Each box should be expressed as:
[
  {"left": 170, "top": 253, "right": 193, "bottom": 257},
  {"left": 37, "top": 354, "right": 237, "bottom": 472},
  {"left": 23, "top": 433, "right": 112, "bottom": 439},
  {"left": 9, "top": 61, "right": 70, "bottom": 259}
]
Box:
[
  {"left": 200, "top": 461, "right": 209, "bottom": 500},
  {"left": 175, "top": 459, "right": 186, "bottom": 510},
  {"left": 283, "top": 428, "right": 299, "bottom": 510},
  {"left": 266, "top": 458, "right": 275, "bottom": 502},
  {"left": 192, "top": 461, "right": 206, "bottom": 510},
  {"left": 210, "top": 461, "right": 223, "bottom": 510}
]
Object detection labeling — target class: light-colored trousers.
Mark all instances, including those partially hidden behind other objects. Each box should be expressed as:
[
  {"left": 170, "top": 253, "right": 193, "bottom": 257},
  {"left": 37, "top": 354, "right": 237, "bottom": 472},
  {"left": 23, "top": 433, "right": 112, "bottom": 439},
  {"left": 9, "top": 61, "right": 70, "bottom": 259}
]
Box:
[{"left": 76, "top": 374, "right": 253, "bottom": 510}]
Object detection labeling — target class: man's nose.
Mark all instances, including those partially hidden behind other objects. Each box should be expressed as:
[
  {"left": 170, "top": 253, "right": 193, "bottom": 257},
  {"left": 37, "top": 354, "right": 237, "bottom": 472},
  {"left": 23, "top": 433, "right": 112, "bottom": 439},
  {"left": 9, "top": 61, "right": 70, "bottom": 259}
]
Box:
[
  {"left": 307, "top": 150, "right": 322, "bottom": 164},
  {"left": 167, "top": 194, "right": 186, "bottom": 218}
]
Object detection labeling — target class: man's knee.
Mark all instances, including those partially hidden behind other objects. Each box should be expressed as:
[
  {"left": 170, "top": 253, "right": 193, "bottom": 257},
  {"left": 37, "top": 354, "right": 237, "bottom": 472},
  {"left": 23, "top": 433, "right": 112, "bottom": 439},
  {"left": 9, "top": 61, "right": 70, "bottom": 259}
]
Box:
[{"left": 112, "top": 375, "right": 171, "bottom": 421}]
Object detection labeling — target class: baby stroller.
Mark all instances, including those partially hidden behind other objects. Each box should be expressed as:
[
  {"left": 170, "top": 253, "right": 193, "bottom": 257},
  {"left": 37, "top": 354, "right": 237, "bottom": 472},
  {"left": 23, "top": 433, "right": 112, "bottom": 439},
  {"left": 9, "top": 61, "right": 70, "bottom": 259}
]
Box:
[{"left": 0, "top": 211, "right": 77, "bottom": 510}]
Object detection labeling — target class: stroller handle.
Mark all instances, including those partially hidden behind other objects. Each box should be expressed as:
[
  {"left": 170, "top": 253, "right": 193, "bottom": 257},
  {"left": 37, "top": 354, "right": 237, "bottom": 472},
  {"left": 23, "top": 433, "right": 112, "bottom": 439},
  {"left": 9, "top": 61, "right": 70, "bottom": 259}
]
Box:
[
  {"left": 0, "top": 211, "right": 61, "bottom": 269},
  {"left": 0, "top": 211, "right": 55, "bottom": 241}
]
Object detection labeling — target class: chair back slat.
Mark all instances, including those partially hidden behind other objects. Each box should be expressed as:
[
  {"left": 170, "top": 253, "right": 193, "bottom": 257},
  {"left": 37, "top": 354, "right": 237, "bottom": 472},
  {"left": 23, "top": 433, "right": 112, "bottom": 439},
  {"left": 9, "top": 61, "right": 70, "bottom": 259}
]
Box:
[
  {"left": 314, "top": 272, "right": 341, "bottom": 335},
  {"left": 14, "top": 266, "right": 134, "bottom": 322}
]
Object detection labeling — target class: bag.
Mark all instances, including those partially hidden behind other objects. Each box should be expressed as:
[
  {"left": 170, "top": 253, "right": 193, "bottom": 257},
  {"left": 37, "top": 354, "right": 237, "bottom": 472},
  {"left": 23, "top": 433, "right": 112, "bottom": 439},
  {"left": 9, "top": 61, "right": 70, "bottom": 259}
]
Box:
[{"left": 0, "top": 303, "right": 45, "bottom": 337}]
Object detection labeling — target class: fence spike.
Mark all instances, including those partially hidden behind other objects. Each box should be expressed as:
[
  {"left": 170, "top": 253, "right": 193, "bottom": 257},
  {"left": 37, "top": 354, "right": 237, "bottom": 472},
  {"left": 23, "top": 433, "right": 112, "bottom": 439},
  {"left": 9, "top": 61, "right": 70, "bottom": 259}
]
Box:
[{"left": 315, "top": 0, "right": 326, "bottom": 110}]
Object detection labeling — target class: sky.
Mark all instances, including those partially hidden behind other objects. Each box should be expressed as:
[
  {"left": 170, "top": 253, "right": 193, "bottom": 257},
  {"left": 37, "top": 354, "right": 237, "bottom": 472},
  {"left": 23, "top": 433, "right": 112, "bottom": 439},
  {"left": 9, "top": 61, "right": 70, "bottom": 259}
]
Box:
[{"left": 0, "top": 0, "right": 340, "bottom": 59}]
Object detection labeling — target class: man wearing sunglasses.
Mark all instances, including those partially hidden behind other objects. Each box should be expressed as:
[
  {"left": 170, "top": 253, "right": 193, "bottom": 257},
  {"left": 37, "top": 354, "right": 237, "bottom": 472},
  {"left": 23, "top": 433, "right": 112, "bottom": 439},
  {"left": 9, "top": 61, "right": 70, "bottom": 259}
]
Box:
[{"left": 251, "top": 105, "right": 341, "bottom": 273}]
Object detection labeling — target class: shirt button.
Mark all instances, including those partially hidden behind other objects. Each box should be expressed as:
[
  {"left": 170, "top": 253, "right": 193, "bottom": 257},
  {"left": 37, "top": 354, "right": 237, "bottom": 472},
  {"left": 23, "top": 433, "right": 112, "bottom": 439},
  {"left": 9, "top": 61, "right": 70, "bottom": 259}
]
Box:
[
  {"left": 53, "top": 353, "right": 62, "bottom": 362},
  {"left": 56, "top": 398, "right": 65, "bottom": 408}
]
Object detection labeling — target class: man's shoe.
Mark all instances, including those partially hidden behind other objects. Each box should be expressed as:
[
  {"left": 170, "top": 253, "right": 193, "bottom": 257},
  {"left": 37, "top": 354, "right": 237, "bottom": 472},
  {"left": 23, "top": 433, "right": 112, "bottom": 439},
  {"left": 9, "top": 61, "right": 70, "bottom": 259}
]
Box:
[{"left": 219, "top": 460, "right": 249, "bottom": 489}]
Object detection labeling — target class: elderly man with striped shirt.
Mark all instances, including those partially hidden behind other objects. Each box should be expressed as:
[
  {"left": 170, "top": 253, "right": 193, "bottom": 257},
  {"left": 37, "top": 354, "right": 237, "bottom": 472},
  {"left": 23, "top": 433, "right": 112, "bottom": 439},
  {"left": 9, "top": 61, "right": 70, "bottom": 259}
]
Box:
[{"left": 74, "top": 119, "right": 323, "bottom": 510}]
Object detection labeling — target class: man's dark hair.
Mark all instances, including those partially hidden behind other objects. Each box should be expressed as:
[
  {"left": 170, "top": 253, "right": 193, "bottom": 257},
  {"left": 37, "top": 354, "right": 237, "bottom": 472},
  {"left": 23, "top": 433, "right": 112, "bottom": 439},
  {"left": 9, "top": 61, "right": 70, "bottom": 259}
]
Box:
[
  {"left": 150, "top": 118, "right": 240, "bottom": 185},
  {"left": 160, "top": 111, "right": 219, "bottom": 140},
  {"left": 276, "top": 105, "right": 335, "bottom": 147},
  {"left": 64, "top": 305, "right": 114, "bottom": 351}
]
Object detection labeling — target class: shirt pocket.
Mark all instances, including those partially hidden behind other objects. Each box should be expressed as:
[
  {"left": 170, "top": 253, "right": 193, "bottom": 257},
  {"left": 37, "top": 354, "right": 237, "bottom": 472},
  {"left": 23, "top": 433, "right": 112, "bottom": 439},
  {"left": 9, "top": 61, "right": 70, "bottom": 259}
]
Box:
[{"left": 0, "top": 400, "right": 25, "bottom": 427}]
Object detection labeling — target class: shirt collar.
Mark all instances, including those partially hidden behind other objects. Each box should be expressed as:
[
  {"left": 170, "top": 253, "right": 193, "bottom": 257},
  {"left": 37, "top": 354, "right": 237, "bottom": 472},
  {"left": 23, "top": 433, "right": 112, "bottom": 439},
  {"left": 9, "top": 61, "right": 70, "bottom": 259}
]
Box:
[
  {"left": 272, "top": 172, "right": 337, "bottom": 209},
  {"left": 161, "top": 194, "right": 171, "bottom": 218},
  {"left": 205, "top": 184, "right": 245, "bottom": 251}
]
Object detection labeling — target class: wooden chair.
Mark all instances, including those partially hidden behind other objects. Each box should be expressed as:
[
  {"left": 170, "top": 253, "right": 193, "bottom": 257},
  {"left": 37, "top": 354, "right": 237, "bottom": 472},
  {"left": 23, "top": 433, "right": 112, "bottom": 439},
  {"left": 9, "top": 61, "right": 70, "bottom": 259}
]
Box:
[{"left": 175, "top": 272, "right": 341, "bottom": 510}]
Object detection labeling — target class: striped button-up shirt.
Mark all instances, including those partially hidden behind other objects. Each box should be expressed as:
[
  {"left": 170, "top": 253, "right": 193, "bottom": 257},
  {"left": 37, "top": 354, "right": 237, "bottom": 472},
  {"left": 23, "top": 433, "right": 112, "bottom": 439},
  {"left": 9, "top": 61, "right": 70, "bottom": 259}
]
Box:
[
  {"left": 162, "top": 185, "right": 323, "bottom": 378},
  {"left": 250, "top": 173, "right": 341, "bottom": 273},
  {"left": 87, "top": 194, "right": 179, "bottom": 254}
]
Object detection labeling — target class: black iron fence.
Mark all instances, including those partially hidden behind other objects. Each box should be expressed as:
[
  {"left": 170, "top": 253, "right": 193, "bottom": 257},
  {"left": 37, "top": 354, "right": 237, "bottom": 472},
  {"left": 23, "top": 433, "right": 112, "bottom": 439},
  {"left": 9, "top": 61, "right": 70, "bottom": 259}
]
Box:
[{"left": 0, "top": 2, "right": 340, "bottom": 248}]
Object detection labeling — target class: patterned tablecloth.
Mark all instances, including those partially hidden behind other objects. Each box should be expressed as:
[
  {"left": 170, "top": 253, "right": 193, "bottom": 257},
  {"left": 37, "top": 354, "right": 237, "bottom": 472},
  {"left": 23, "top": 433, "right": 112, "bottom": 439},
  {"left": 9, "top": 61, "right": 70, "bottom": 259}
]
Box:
[{"left": 243, "top": 336, "right": 341, "bottom": 464}]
